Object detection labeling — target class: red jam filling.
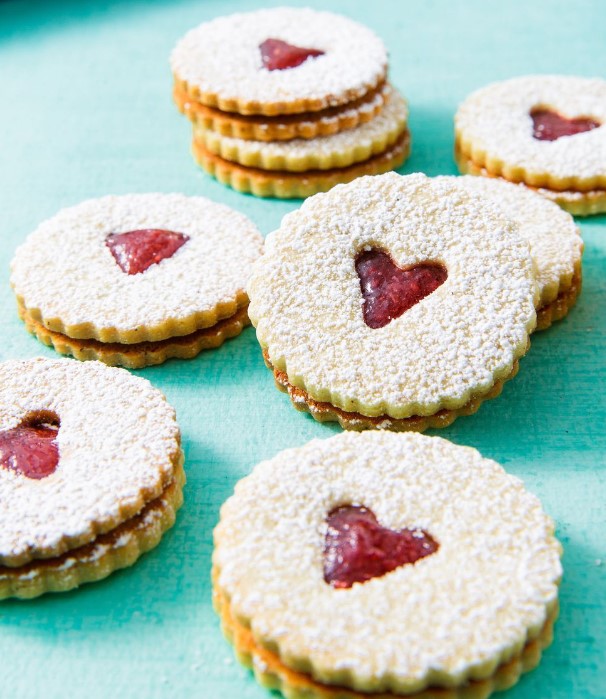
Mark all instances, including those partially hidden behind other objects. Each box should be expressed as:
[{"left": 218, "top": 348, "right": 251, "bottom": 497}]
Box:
[
  {"left": 259, "top": 38, "right": 324, "bottom": 71},
  {"left": 324, "top": 505, "right": 438, "bottom": 589},
  {"left": 106, "top": 229, "right": 189, "bottom": 275},
  {"left": 531, "top": 109, "right": 600, "bottom": 141},
  {"left": 356, "top": 250, "right": 447, "bottom": 329},
  {"left": 0, "top": 412, "right": 60, "bottom": 480}
]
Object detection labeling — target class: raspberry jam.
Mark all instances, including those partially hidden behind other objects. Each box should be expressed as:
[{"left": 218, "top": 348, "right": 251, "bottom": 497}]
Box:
[
  {"left": 356, "top": 250, "right": 447, "bottom": 329},
  {"left": 0, "top": 412, "right": 60, "bottom": 480},
  {"left": 531, "top": 109, "right": 600, "bottom": 141},
  {"left": 324, "top": 505, "right": 438, "bottom": 588},
  {"left": 106, "top": 229, "right": 189, "bottom": 275},
  {"left": 260, "top": 38, "right": 324, "bottom": 71}
]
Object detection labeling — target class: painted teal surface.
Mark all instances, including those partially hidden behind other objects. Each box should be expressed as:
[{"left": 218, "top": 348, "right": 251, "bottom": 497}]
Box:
[{"left": 0, "top": 1, "right": 605, "bottom": 697}]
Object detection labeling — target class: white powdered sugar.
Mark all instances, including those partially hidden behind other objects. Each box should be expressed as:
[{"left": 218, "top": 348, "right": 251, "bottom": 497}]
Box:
[
  {"left": 438, "top": 176, "right": 583, "bottom": 306},
  {"left": 170, "top": 7, "right": 387, "bottom": 110},
  {"left": 11, "top": 194, "right": 264, "bottom": 340},
  {"left": 195, "top": 89, "right": 408, "bottom": 169},
  {"left": 248, "top": 173, "right": 537, "bottom": 419},
  {"left": 0, "top": 358, "right": 180, "bottom": 565},
  {"left": 455, "top": 75, "right": 606, "bottom": 184},
  {"left": 214, "top": 431, "right": 562, "bottom": 691}
]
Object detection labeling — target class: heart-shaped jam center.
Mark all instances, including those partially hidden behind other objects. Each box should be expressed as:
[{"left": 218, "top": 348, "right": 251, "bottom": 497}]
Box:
[
  {"left": 531, "top": 109, "right": 600, "bottom": 141},
  {"left": 0, "top": 411, "right": 60, "bottom": 480},
  {"left": 260, "top": 38, "right": 325, "bottom": 71},
  {"left": 324, "top": 505, "right": 438, "bottom": 589},
  {"left": 356, "top": 250, "right": 447, "bottom": 329},
  {"left": 106, "top": 229, "right": 189, "bottom": 275}
]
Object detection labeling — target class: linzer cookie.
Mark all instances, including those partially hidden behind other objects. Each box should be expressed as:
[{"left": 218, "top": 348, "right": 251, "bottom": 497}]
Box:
[
  {"left": 171, "top": 8, "right": 410, "bottom": 198},
  {"left": 192, "top": 132, "right": 409, "bottom": 199},
  {"left": 171, "top": 7, "right": 388, "bottom": 115},
  {"left": 193, "top": 90, "right": 408, "bottom": 172},
  {"left": 174, "top": 81, "right": 391, "bottom": 142},
  {"left": 213, "top": 431, "right": 562, "bottom": 698},
  {"left": 247, "top": 172, "right": 537, "bottom": 431},
  {"left": 439, "top": 176, "right": 583, "bottom": 331},
  {"left": 10, "top": 194, "right": 263, "bottom": 368},
  {"left": 0, "top": 358, "right": 184, "bottom": 599},
  {"left": 455, "top": 75, "right": 606, "bottom": 215}
]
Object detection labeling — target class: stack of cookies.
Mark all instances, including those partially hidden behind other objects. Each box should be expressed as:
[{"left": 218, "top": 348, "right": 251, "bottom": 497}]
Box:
[{"left": 171, "top": 7, "right": 411, "bottom": 198}]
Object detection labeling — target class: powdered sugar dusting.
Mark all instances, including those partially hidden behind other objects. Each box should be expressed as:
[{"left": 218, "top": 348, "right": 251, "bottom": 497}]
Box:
[
  {"left": 455, "top": 75, "right": 606, "bottom": 184},
  {"left": 10, "top": 194, "right": 263, "bottom": 338},
  {"left": 248, "top": 173, "right": 537, "bottom": 419},
  {"left": 196, "top": 90, "right": 408, "bottom": 169},
  {"left": 440, "top": 176, "right": 583, "bottom": 306},
  {"left": 0, "top": 358, "right": 180, "bottom": 565},
  {"left": 214, "top": 432, "right": 561, "bottom": 690},
  {"left": 170, "top": 8, "right": 387, "bottom": 110}
]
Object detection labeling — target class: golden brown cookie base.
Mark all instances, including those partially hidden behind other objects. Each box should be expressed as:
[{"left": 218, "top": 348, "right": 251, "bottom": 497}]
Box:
[
  {"left": 195, "top": 118, "right": 407, "bottom": 172},
  {"left": 18, "top": 303, "right": 250, "bottom": 369},
  {"left": 535, "top": 266, "right": 582, "bottom": 331},
  {"left": 173, "top": 73, "right": 387, "bottom": 117},
  {"left": 213, "top": 580, "right": 557, "bottom": 699},
  {"left": 454, "top": 146, "right": 606, "bottom": 216},
  {"left": 454, "top": 131, "right": 606, "bottom": 193},
  {"left": 0, "top": 460, "right": 185, "bottom": 599},
  {"left": 263, "top": 351, "right": 520, "bottom": 432},
  {"left": 175, "top": 82, "right": 389, "bottom": 141},
  {"left": 192, "top": 130, "right": 410, "bottom": 199}
]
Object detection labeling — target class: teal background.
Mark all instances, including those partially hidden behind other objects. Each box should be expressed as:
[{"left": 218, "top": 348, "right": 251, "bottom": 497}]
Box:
[{"left": 0, "top": 1, "right": 605, "bottom": 697}]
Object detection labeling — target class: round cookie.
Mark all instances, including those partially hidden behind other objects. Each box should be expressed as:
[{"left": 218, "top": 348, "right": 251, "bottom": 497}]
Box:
[
  {"left": 0, "top": 358, "right": 184, "bottom": 598},
  {"left": 174, "top": 81, "right": 390, "bottom": 142},
  {"left": 193, "top": 89, "right": 408, "bottom": 172},
  {"left": 455, "top": 75, "right": 606, "bottom": 215},
  {"left": 438, "top": 176, "right": 583, "bottom": 331},
  {"left": 247, "top": 172, "right": 538, "bottom": 430},
  {"left": 10, "top": 194, "right": 264, "bottom": 367},
  {"left": 213, "top": 431, "right": 562, "bottom": 697},
  {"left": 170, "top": 8, "right": 388, "bottom": 116},
  {"left": 192, "top": 131, "right": 410, "bottom": 200}
]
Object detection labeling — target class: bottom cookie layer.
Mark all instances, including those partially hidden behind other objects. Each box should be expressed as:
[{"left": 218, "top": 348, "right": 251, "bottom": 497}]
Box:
[
  {"left": 192, "top": 130, "right": 411, "bottom": 199},
  {"left": 18, "top": 303, "right": 250, "bottom": 368},
  {"left": 0, "top": 458, "right": 185, "bottom": 599},
  {"left": 455, "top": 150, "right": 606, "bottom": 216},
  {"left": 214, "top": 582, "right": 557, "bottom": 699},
  {"left": 263, "top": 351, "right": 520, "bottom": 432},
  {"left": 535, "top": 267, "right": 582, "bottom": 331}
]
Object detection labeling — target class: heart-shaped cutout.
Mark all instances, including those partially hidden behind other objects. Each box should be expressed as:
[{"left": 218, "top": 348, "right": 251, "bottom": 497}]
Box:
[
  {"left": 324, "top": 505, "right": 438, "bottom": 589},
  {"left": 106, "top": 229, "right": 189, "bottom": 275},
  {"left": 259, "top": 38, "right": 324, "bottom": 71},
  {"left": 0, "top": 411, "right": 60, "bottom": 480},
  {"left": 356, "top": 250, "right": 447, "bottom": 329},
  {"left": 531, "top": 108, "right": 600, "bottom": 141}
]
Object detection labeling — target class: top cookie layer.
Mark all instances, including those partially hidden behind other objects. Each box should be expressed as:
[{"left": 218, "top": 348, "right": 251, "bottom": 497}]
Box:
[
  {"left": 248, "top": 173, "right": 537, "bottom": 419},
  {"left": 170, "top": 8, "right": 388, "bottom": 115},
  {"left": 0, "top": 358, "right": 181, "bottom": 566},
  {"left": 455, "top": 75, "right": 606, "bottom": 190},
  {"left": 11, "top": 194, "right": 264, "bottom": 343},
  {"left": 440, "top": 176, "right": 583, "bottom": 307},
  {"left": 214, "top": 431, "right": 562, "bottom": 693}
]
